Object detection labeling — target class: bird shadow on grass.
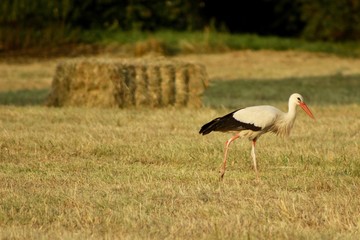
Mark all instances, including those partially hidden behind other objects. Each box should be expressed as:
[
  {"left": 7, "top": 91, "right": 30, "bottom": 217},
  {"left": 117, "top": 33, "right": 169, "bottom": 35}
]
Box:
[
  {"left": 203, "top": 74, "right": 360, "bottom": 109},
  {"left": 0, "top": 89, "right": 49, "bottom": 106}
]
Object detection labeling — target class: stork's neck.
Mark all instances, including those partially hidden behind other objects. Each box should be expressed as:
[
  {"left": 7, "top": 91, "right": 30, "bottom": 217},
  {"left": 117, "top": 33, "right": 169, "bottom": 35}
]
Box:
[
  {"left": 272, "top": 101, "right": 297, "bottom": 137},
  {"left": 286, "top": 101, "right": 297, "bottom": 121}
]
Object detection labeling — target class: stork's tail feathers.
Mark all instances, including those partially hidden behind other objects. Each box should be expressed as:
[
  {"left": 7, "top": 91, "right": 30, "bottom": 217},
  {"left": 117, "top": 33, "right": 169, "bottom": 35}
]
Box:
[{"left": 199, "top": 118, "right": 221, "bottom": 135}]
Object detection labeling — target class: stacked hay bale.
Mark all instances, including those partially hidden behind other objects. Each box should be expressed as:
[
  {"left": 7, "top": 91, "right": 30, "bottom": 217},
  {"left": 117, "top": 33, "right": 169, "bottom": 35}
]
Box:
[{"left": 46, "top": 57, "right": 208, "bottom": 108}]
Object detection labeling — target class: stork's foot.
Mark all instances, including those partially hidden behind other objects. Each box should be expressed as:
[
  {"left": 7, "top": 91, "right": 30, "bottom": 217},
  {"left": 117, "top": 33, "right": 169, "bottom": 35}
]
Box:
[{"left": 219, "top": 167, "right": 226, "bottom": 180}]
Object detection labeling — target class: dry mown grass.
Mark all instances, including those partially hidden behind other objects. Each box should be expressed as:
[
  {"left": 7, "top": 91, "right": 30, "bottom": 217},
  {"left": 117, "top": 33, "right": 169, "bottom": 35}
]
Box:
[
  {"left": 0, "top": 50, "right": 360, "bottom": 239},
  {"left": 178, "top": 50, "right": 360, "bottom": 81},
  {"left": 0, "top": 105, "right": 359, "bottom": 239}
]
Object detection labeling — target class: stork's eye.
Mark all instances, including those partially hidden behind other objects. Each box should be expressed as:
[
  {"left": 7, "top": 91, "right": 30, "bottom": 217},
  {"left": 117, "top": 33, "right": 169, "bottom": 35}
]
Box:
[{"left": 297, "top": 97, "right": 301, "bottom": 101}]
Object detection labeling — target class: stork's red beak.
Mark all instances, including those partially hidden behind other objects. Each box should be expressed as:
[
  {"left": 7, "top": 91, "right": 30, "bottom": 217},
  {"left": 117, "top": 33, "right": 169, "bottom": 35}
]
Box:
[{"left": 300, "top": 102, "right": 315, "bottom": 119}]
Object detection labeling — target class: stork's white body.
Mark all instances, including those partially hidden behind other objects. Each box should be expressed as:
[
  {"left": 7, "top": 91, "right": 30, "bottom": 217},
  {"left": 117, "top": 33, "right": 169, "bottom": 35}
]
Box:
[
  {"left": 232, "top": 105, "right": 295, "bottom": 139},
  {"left": 199, "top": 93, "right": 315, "bottom": 179}
]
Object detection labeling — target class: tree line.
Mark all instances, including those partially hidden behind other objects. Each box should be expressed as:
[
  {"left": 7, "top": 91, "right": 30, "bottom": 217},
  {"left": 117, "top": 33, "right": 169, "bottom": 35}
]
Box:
[{"left": 0, "top": 0, "right": 359, "bottom": 51}]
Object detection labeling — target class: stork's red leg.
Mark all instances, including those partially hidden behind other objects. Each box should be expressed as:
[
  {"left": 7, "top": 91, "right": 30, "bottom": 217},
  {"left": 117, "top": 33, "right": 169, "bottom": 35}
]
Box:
[
  {"left": 220, "top": 134, "right": 240, "bottom": 179},
  {"left": 251, "top": 140, "right": 259, "bottom": 180}
]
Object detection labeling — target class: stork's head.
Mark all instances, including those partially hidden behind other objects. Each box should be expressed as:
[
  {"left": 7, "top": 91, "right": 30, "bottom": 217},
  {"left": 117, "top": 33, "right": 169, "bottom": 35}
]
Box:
[{"left": 290, "top": 93, "right": 315, "bottom": 119}]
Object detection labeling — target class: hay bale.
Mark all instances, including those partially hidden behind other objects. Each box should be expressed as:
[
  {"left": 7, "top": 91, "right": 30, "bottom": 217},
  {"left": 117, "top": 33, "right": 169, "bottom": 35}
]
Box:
[
  {"left": 134, "top": 65, "right": 148, "bottom": 107},
  {"left": 121, "top": 66, "right": 137, "bottom": 107},
  {"left": 46, "top": 57, "right": 208, "bottom": 108},
  {"left": 47, "top": 60, "right": 119, "bottom": 107},
  {"left": 159, "top": 64, "right": 176, "bottom": 106},
  {"left": 146, "top": 65, "right": 162, "bottom": 107},
  {"left": 186, "top": 63, "right": 208, "bottom": 108},
  {"left": 174, "top": 64, "right": 189, "bottom": 107}
]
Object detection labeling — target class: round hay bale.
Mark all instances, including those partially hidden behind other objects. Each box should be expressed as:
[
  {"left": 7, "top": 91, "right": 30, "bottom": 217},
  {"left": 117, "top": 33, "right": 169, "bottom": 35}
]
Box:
[{"left": 46, "top": 57, "right": 208, "bottom": 108}]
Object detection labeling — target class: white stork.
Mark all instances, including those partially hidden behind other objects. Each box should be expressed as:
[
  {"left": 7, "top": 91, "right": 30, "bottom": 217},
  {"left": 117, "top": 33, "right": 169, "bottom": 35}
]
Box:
[{"left": 199, "top": 93, "right": 315, "bottom": 179}]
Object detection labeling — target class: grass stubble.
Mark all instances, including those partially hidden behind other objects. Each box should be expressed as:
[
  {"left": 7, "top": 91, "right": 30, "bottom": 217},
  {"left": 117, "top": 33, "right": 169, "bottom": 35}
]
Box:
[
  {"left": 0, "top": 51, "right": 360, "bottom": 239},
  {"left": 0, "top": 104, "right": 359, "bottom": 239}
]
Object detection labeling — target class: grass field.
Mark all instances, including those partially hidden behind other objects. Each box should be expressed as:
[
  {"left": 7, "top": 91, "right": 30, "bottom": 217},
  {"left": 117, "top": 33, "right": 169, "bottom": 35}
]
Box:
[{"left": 0, "top": 50, "right": 360, "bottom": 239}]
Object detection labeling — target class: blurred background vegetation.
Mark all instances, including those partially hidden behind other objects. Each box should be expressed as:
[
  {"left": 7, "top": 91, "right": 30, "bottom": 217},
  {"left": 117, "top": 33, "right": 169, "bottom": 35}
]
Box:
[{"left": 0, "top": 0, "right": 359, "bottom": 57}]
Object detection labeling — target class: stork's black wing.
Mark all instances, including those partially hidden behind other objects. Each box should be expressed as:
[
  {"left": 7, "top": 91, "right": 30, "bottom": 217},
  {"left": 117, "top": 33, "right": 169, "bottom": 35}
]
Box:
[{"left": 199, "top": 109, "right": 261, "bottom": 135}]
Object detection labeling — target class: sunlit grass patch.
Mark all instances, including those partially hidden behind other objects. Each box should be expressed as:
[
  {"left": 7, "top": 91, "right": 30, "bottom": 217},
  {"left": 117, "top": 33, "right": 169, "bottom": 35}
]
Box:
[{"left": 0, "top": 104, "right": 359, "bottom": 238}]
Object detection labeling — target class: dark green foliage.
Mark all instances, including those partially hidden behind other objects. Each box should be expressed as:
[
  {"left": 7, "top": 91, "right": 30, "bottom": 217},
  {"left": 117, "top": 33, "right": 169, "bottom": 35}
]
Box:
[
  {"left": 0, "top": 0, "right": 77, "bottom": 50},
  {"left": 300, "top": 0, "right": 360, "bottom": 41},
  {"left": 0, "top": 0, "right": 359, "bottom": 51},
  {"left": 0, "top": 0, "right": 205, "bottom": 51}
]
